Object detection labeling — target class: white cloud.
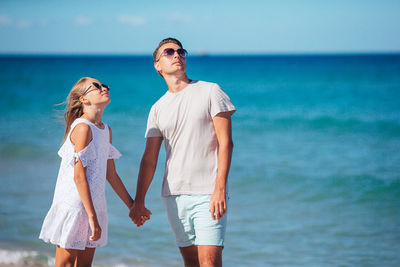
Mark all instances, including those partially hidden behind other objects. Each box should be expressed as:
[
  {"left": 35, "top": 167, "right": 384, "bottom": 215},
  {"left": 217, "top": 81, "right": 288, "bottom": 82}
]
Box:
[
  {"left": 73, "top": 16, "right": 93, "bottom": 26},
  {"left": 0, "top": 15, "right": 34, "bottom": 29},
  {"left": 15, "top": 19, "right": 32, "bottom": 29},
  {"left": 0, "top": 15, "right": 12, "bottom": 26},
  {"left": 118, "top": 15, "right": 146, "bottom": 27},
  {"left": 166, "top": 12, "right": 192, "bottom": 24},
  {"left": 39, "top": 18, "right": 49, "bottom": 27},
  {"left": 0, "top": 15, "right": 49, "bottom": 29}
]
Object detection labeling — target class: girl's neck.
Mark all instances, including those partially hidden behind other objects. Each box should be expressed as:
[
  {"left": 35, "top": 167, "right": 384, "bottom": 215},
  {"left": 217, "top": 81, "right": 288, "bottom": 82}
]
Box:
[{"left": 81, "top": 106, "right": 104, "bottom": 127}]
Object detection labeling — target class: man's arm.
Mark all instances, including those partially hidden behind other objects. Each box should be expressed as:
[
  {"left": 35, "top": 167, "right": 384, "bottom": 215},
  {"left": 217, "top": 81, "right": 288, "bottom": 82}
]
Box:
[
  {"left": 130, "top": 136, "right": 163, "bottom": 227},
  {"left": 210, "top": 111, "right": 234, "bottom": 221}
]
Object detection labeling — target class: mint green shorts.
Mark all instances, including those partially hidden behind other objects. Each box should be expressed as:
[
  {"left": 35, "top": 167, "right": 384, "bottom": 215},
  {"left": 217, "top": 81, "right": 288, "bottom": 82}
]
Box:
[{"left": 163, "top": 194, "right": 227, "bottom": 247}]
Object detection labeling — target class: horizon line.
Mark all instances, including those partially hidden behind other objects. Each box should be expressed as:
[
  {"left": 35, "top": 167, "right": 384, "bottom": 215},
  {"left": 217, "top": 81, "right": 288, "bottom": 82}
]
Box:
[{"left": 1, "top": 51, "right": 400, "bottom": 57}]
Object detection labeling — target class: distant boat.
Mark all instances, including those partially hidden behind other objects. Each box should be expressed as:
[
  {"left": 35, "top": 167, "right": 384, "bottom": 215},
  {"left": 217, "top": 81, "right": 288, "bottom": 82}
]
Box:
[{"left": 198, "top": 50, "right": 209, "bottom": 57}]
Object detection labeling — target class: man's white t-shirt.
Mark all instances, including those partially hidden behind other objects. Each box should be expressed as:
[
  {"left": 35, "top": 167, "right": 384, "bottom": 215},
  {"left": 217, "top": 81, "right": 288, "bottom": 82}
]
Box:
[{"left": 145, "top": 80, "right": 236, "bottom": 197}]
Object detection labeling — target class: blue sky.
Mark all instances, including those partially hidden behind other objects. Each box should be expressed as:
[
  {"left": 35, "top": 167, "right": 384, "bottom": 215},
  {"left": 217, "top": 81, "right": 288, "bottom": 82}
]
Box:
[{"left": 0, "top": 0, "right": 399, "bottom": 55}]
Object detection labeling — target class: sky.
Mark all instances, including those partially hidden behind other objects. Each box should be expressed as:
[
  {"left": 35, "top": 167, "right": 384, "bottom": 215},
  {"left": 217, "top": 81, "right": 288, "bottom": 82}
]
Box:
[{"left": 0, "top": 0, "right": 399, "bottom": 55}]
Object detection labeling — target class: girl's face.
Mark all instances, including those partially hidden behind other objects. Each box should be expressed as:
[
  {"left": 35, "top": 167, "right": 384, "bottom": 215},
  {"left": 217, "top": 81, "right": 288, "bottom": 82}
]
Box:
[{"left": 81, "top": 78, "right": 111, "bottom": 106}]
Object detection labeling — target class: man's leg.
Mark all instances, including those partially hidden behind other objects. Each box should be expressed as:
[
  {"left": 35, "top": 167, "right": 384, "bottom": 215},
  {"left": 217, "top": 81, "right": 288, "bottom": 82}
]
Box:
[
  {"left": 192, "top": 194, "right": 227, "bottom": 267},
  {"left": 179, "top": 245, "right": 200, "bottom": 267},
  {"left": 164, "top": 195, "right": 226, "bottom": 266},
  {"left": 164, "top": 196, "right": 198, "bottom": 266},
  {"left": 198, "top": 245, "right": 223, "bottom": 267}
]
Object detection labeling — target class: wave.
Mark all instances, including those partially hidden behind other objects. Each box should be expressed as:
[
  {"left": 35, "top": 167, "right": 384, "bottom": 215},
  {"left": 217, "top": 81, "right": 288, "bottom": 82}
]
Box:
[
  {"left": 0, "top": 247, "right": 150, "bottom": 267},
  {"left": 0, "top": 248, "right": 53, "bottom": 266}
]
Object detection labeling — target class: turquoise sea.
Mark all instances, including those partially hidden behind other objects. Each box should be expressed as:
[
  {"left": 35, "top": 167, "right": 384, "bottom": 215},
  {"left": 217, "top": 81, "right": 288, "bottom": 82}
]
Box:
[{"left": 0, "top": 54, "right": 400, "bottom": 266}]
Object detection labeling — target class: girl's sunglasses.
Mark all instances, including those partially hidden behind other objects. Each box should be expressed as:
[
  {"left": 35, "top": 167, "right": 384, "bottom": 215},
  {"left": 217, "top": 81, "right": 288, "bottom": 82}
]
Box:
[
  {"left": 82, "top": 82, "right": 110, "bottom": 95},
  {"left": 157, "top": 48, "right": 188, "bottom": 61}
]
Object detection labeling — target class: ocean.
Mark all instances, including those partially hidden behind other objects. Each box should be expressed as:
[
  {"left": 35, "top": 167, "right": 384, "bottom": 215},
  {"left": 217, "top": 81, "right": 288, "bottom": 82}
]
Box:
[{"left": 0, "top": 54, "right": 399, "bottom": 266}]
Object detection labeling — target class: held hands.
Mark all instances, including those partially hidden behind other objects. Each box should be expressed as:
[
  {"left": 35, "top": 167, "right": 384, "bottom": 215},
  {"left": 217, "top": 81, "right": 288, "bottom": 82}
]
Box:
[
  {"left": 209, "top": 189, "right": 227, "bottom": 222},
  {"left": 129, "top": 201, "right": 152, "bottom": 227},
  {"left": 88, "top": 215, "right": 102, "bottom": 241}
]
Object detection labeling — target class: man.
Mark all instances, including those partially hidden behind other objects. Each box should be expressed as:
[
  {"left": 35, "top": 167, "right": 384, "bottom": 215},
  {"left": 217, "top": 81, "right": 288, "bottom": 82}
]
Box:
[{"left": 130, "top": 37, "right": 235, "bottom": 267}]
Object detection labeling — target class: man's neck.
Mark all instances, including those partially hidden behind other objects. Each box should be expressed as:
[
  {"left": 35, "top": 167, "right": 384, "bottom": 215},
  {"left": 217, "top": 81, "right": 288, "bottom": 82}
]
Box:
[{"left": 164, "top": 74, "right": 191, "bottom": 93}]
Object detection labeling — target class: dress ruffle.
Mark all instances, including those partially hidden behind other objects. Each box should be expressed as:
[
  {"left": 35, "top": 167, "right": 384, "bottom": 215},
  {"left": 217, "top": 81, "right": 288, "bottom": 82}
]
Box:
[
  {"left": 39, "top": 202, "right": 108, "bottom": 250},
  {"left": 108, "top": 144, "right": 122, "bottom": 159},
  {"left": 58, "top": 141, "right": 97, "bottom": 167},
  {"left": 39, "top": 203, "right": 89, "bottom": 250}
]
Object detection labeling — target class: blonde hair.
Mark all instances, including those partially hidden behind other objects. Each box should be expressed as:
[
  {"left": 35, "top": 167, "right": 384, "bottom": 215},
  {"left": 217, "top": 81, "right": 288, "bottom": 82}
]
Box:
[{"left": 63, "top": 77, "right": 91, "bottom": 141}]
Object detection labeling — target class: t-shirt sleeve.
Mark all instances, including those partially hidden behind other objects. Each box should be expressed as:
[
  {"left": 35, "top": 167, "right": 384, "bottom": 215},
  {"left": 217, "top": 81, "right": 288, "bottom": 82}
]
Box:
[
  {"left": 145, "top": 105, "right": 163, "bottom": 138},
  {"left": 210, "top": 84, "right": 236, "bottom": 118}
]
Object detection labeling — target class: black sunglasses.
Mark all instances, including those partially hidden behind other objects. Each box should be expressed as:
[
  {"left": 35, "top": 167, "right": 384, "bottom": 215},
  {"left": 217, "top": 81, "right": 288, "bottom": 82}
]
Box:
[
  {"left": 157, "top": 48, "right": 188, "bottom": 61},
  {"left": 82, "top": 82, "right": 110, "bottom": 95}
]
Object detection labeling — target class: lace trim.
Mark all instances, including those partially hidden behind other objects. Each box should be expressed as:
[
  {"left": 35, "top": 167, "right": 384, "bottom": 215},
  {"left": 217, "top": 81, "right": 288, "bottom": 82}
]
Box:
[
  {"left": 108, "top": 144, "right": 122, "bottom": 159},
  {"left": 58, "top": 141, "right": 97, "bottom": 167}
]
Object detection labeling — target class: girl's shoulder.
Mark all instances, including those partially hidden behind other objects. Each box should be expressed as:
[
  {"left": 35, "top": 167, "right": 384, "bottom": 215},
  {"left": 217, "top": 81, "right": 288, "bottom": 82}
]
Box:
[
  {"left": 70, "top": 123, "right": 92, "bottom": 149},
  {"left": 58, "top": 119, "right": 97, "bottom": 166},
  {"left": 69, "top": 118, "right": 93, "bottom": 141},
  {"left": 70, "top": 118, "right": 92, "bottom": 129}
]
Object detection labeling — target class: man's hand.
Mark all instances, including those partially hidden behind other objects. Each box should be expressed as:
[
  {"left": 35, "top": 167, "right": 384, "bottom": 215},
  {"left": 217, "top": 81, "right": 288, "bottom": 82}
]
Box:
[
  {"left": 129, "top": 201, "right": 152, "bottom": 227},
  {"left": 209, "top": 189, "right": 227, "bottom": 222}
]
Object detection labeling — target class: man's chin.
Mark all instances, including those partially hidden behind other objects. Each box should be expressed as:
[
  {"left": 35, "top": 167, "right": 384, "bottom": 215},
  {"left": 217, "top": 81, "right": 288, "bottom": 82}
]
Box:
[{"left": 166, "top": 68, "right": 186, "bottom": 75}]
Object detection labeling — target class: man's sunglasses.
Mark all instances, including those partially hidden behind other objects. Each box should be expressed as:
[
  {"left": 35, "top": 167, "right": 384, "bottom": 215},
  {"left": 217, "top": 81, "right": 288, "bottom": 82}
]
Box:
[
  {"left": 157, "top": 48, "right": 188, "bottom": 61},
  {"left": 82, "top": 82, "right": 110, "bottom": 96}
]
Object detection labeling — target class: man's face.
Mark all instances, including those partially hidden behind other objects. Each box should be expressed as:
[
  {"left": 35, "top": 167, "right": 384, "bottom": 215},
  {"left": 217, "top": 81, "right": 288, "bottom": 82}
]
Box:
[{"left": 154, "top": 42, "right": 187, "bottom": 76}]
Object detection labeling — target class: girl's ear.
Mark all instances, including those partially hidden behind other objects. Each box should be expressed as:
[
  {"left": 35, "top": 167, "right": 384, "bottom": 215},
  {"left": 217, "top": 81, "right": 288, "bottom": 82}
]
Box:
[{"left": 80, "top": 96, "right": 89, "bottom": 105}]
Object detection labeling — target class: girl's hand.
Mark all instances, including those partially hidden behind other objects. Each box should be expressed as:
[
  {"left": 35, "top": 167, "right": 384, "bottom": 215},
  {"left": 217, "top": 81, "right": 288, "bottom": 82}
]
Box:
[
  {"left": 89, "top": 216, "right": 102, "bottom": 241},
  {"left": 129, "top": 202, "right": 152, "bottom": 227}
]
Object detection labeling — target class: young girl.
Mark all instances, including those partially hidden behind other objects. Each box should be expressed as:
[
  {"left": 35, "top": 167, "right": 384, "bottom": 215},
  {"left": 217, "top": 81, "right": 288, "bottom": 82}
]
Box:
[{"left": 39, "top": 77, "right": 146, "bottom": 266}]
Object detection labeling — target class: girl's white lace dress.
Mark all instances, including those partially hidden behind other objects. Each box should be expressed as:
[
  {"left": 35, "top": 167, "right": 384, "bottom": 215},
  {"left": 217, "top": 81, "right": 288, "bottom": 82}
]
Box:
[{"left": 39, "top": 118, "right": 121, "bottom": 250}]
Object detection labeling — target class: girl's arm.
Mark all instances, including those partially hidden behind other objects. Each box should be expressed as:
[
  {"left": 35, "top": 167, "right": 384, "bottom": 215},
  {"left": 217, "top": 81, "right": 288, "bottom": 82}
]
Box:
[
  {"left": 106, "top": 126, "right": 134, "bottom": 209},
  {"left": 71, "top": 123, "right": 101, "bottom": 241}
]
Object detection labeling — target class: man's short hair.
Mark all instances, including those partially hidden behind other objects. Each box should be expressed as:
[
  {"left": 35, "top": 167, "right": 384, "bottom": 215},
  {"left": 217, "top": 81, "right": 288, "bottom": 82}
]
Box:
[{"left": 153, "top": 37, "right": 183, "bottom": 62}]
